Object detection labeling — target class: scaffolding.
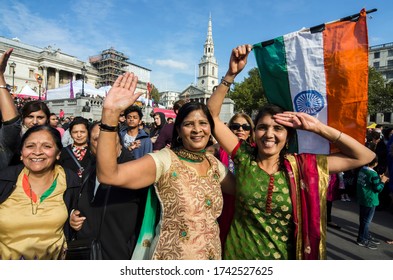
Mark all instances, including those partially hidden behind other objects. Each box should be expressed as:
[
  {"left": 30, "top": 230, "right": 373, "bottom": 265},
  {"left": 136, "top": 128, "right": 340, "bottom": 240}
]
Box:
[{"left": 89, "top": 47, "right": 129, "bottom": 88}]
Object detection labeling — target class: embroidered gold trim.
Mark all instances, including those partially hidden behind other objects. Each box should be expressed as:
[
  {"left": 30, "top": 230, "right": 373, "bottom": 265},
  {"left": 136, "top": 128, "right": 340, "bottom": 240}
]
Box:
[{"left": 173, "top": 147, "right": 206, "bottom": 163}]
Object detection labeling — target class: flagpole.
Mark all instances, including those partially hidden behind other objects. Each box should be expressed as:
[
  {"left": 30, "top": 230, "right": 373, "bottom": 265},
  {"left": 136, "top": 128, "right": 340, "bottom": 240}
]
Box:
[
  {"left": 309, "top": 8, "right": 377, "bottom": 33},
  {"left": 259, "top": 8, "right": 377, "bottom": 47}
]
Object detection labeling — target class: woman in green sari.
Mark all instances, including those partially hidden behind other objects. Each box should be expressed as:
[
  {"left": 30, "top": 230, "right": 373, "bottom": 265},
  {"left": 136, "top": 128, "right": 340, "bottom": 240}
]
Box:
[{"left": 207, "top": 44, "right": 375, "bottom": 260}]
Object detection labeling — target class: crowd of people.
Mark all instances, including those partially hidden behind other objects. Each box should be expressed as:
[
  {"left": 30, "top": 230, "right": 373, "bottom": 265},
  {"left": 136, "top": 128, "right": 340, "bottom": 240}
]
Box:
[{"left": 0, "top": 44, "right": 392, "bottom": 260}]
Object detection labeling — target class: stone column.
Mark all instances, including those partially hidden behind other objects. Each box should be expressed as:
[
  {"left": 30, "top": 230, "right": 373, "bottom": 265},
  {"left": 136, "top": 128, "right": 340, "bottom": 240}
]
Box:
[
  {"left": 41, "top": 66, "right": 48, "bottom": 88},
  {"left": 55, "top": 68, "right": 60, "bottom": 88}
]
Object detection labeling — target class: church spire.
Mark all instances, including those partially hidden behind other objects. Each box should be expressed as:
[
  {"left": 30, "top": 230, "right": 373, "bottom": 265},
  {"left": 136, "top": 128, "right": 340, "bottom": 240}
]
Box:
[
  {"left": 197, "top": 14, "right": 218, "bottom": 93},
  {"left": 204, "top": 13, "right": 214, "bottom": 57}
]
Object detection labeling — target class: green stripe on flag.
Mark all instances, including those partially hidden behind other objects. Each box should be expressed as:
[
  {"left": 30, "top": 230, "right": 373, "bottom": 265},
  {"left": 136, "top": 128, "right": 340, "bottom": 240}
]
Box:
[
  {"left": 253, "top": 37, "right": 299, "bottom": 153},
  {"left": 253, "top": 37, "right": 294, "bottom": 111}
]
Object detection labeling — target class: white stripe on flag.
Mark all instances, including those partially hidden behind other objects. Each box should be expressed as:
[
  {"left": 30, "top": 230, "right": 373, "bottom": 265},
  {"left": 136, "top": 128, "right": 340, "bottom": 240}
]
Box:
[{"left": 284, "top": 30, "right": 330, "bottom": 154}]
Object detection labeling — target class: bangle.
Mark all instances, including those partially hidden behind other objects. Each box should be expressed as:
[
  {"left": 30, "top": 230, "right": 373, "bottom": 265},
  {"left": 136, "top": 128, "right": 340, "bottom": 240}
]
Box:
[
  {"left": 220, "top": 77, "right": 232, "bottom": 87},
  {"left": 99, "top": 123, "right": 118, "bottom": 132},
  {"left": 331, "top": 131, "right": 343, "bottom": 144},
  {"left": 0, "top": 85, "right": 10, "bottom": 91}
]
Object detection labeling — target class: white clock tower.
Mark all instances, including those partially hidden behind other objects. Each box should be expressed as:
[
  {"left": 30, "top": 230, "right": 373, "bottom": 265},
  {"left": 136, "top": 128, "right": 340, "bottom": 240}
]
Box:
[{"left": 197, "top": 15, "right": 218, "bottom": 93}]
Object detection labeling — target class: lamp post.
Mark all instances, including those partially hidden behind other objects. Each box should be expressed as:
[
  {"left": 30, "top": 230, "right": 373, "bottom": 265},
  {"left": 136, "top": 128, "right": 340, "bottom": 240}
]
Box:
[
  {"left": 37, "top": 75, "right": 43, "bottom": 100},
  {"left": 81, "top": 65, "right": 87, "bottom": 97},
  {"left": 9, "top": 62, "right": 16, "bottom": 93}
]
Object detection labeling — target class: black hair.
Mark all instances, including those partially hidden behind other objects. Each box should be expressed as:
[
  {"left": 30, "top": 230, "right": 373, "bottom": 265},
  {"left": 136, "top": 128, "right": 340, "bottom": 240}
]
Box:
[
  {"left": 173, "top": 99, "right": 186, "bottom": 114},
  {"left": 20, "top": 125, "right": 62, "bottom": 152},
  {"left": 68, "top": 117, "right": 90, "bottom": 145},
  {"left": 21, "top": 100, "right": 51, "bottom": 123},
  {"left": 371, "top": 130, "right": 381, "bottom": 141},
  {"left": 254, "top": 104, "right": 296, "bottom": 171},
  {"left": 69, "top": 116, "right": 89, "bottom": 132},
  {"left": 124, "top": 105, "right": 143, "bottom": 119},
  {"left": 171, "top": 101, "right": 215, "bottom": 149}
]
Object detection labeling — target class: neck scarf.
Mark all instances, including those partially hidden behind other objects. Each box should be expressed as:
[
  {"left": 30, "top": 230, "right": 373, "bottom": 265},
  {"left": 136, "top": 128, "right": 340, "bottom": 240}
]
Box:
[{"left": 72, "top": 145, "right": 87, "bottom": 161}]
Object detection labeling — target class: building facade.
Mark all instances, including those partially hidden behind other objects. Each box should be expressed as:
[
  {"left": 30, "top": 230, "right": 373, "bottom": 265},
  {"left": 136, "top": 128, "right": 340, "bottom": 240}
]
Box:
[
  {"left": 0, "top": 36, "right": 151, "bottom": 119},
  {"left": 0, "top": 36, "right": 98, "bottom": 97},
  {"left": 368, "top": 42, "right": 393, "bottom": 125},
  {"left": 160, "top": 90, "right": 181, "bottom": 109},
  {"left": 368, "top": 42, "right": 393, "bottom": 83}
]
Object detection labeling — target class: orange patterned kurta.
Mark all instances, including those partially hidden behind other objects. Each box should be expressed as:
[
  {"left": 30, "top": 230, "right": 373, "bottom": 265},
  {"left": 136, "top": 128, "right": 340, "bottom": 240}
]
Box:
[{"left": 150, "top": 149, "right": 225, "bottom": 260}]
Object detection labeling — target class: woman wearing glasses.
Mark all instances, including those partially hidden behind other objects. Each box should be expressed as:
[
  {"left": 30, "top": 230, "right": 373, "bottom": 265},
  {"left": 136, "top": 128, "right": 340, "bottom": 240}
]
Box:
[
  {"left": 227, "top": 115, "right": 255, "bottom": 147},
  {"left": 213, "top": 112, "right": 255, "bottom": 253}
]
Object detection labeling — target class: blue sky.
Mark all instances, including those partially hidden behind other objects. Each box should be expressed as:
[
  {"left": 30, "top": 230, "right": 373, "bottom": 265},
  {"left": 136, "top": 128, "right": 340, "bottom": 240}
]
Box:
[{"left": 0, "top": 0, "right": 392, "bottom": 92}]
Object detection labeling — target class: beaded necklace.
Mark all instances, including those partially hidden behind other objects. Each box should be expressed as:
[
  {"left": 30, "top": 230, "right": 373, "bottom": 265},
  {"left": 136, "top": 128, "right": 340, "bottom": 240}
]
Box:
[{"left": 173, "top": 147, "right": 206, "bottom": 163}]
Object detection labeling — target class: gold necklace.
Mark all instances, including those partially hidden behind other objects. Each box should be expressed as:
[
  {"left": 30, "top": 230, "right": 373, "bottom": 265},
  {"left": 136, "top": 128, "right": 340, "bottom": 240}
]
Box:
[{"left": 173, "top": 147, "right": 206, "bottom": 163}]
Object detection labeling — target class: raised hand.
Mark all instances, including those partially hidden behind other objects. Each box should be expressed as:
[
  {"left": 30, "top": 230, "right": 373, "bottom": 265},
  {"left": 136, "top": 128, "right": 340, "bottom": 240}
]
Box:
[
  {"left": 227, "top": 44, "right": 253, "bottom": 77},
  {"left": 103, "top": 72, "right": 142, "bottom": 113},
  {"left": 0, "top": 48, "right": 13, "bottom": 76}
]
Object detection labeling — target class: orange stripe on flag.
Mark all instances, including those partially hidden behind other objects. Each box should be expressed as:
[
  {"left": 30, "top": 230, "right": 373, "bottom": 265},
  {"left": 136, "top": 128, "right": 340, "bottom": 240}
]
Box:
[{"left": 324, "top": 9, "right": 368, "bottom": 149}]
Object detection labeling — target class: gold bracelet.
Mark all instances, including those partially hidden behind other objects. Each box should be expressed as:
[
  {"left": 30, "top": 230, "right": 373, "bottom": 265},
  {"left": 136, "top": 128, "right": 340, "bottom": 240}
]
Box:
[{"left": 331, "top": 131, "right": 343, "bottom": 144}]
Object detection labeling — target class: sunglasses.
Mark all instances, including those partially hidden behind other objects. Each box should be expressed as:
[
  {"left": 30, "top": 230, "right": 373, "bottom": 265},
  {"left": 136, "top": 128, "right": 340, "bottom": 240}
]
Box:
[{"left": 229, "top": 123, "right": 251, "bottom": 131}]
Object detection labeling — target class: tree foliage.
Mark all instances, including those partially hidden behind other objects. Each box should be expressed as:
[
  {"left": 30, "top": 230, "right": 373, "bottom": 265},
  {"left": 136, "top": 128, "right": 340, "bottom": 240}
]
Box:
[
  {"left": 227, "top": 67, "right": 267, "bottom": 116},
  {"left": 368, "top": 67, "right": 393, "bottom": 115},
  {"left": 151, "top": 86, "right": 160, "bottom": 103}
]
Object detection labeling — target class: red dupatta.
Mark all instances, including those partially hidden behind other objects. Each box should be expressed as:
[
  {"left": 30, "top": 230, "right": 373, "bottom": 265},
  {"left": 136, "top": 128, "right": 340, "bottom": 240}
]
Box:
[{"left": 284, "top": 153, "right": 327, "bottom": 260}]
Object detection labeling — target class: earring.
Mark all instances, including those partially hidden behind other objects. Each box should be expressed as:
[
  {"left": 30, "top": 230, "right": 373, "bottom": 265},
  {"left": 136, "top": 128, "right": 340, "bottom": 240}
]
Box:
[
  {"left": 285, "top": 142, "right": 289, "bottom": 149},
  {"left": 177, "top": 136, "right": 182, "bottom": 143}
]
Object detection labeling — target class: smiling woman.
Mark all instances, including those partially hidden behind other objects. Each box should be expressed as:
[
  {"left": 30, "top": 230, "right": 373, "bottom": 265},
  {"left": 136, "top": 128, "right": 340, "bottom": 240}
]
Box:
[
  {"left": 96, "top": 72, "right": 236, "bottom": 259},
  {"left": 0, "top": 125, "right": 81, "bottom": 259},
  {"left": 207, "top": 44, "right": 376, "bottom": 260}
]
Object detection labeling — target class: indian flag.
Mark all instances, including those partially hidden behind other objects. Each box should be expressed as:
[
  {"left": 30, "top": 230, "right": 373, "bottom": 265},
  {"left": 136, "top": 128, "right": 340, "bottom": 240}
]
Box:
[{"left": 253, "top": 9, "right": 368, "bottom": 154}]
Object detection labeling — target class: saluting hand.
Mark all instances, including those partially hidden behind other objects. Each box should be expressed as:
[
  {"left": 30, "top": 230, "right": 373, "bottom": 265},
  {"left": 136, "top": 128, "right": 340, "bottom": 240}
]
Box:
[{"left": 273, "top": 111, "right": 322, "bottom": 134}]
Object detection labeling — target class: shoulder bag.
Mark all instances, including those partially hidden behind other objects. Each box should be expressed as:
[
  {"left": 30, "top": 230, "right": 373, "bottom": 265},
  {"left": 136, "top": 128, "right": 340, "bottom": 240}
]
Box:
[{"left": 65, "top": 179, "right": 110, "bottom": 260}]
